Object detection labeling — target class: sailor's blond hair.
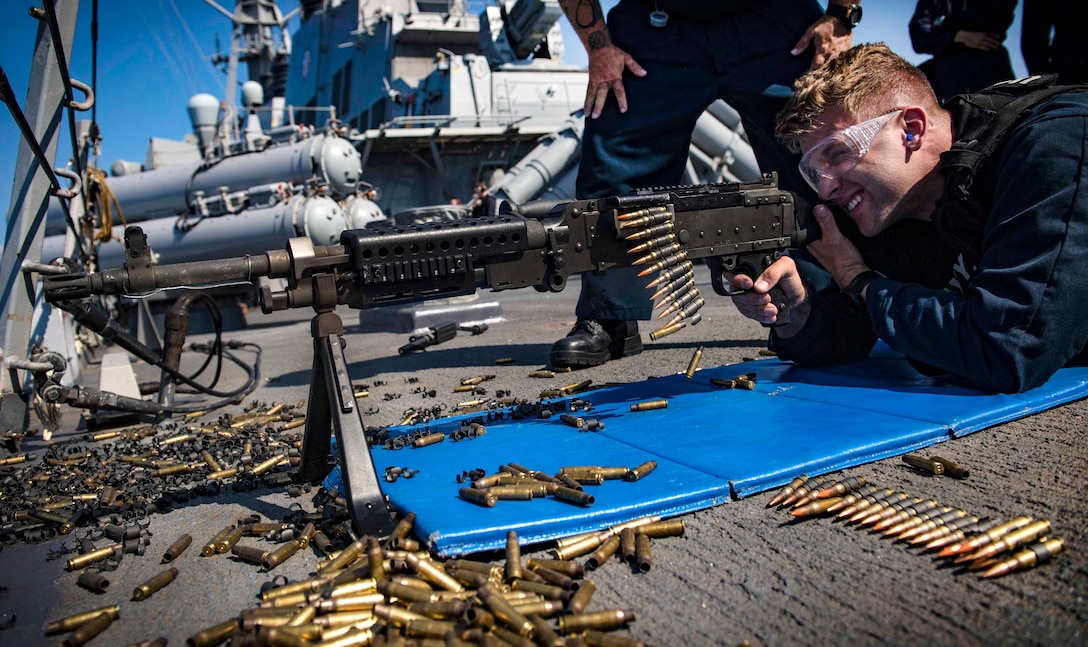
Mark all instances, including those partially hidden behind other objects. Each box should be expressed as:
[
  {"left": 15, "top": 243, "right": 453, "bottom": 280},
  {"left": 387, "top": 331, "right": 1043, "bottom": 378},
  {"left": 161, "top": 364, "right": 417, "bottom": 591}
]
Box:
[{"left": 776, "top": 43, "right": 941, "bottom": 153}]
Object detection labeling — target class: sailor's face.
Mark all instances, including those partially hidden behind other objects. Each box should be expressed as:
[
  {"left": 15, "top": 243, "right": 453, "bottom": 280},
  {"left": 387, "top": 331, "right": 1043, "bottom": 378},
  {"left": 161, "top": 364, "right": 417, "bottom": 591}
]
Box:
[{"left": 801, "top": 108, "right": 919, "bottom": 237}]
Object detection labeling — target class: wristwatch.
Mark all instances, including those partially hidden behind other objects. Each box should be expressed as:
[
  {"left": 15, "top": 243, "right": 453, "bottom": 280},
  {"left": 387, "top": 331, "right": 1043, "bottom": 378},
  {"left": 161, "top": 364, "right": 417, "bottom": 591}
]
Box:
[
  {"left": 842, "top": 269, "right": 883, "bottom": 306},
  {"left": 825, "top": 3, "right": 862, "bottom": 30}
]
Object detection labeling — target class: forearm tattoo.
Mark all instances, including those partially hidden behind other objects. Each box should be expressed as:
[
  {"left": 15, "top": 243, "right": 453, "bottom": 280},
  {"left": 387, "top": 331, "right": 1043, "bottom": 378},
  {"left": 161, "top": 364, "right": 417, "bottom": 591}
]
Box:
[
  {"left": 587, "top": 31, "right": 609, "bottom": 50},
  {"left": 560, "top": 0, "right": 604, "bottom": 30}
]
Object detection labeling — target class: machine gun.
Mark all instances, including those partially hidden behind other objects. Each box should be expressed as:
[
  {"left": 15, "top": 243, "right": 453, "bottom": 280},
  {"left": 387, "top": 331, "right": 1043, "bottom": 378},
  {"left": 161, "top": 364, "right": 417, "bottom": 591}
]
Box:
[{"left": 42, "top": 173, "right": 815, "bottom": 537}]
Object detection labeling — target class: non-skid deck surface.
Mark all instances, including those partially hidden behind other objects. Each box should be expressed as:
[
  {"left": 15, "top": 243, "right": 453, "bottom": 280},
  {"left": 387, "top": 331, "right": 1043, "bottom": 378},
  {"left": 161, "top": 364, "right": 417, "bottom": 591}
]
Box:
[{"left": 328, "top": 344, "right": 1088, "bottom": 555}]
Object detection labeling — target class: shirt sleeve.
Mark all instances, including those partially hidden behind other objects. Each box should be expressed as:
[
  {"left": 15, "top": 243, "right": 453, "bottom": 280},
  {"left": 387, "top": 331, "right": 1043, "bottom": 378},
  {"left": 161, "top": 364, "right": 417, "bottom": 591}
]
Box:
[{"left": 864, "top": 93, "right": 1088, "bottom": 393}]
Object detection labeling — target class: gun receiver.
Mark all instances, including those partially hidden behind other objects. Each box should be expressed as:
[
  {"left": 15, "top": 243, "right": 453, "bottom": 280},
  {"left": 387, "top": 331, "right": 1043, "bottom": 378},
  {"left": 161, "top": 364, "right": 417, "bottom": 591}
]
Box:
[{"left": 41, "top": 173, "right": 813, "bottom": 537}]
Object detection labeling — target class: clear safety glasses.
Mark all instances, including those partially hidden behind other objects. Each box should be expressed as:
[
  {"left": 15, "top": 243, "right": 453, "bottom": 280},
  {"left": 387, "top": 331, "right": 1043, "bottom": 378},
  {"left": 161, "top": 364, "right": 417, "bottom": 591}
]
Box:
[{"left": 798, "top": 110, "right": 901, "bottom": 192}]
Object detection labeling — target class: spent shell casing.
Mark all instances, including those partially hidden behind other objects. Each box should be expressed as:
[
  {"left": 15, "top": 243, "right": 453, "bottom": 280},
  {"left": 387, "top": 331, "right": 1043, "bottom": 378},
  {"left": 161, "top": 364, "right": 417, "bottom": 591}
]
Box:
[
  {"left": 683, "top": 346, "right": 704, "bottom": 379},
  {"left": 526, "top": 558, "right": 584, "bottom": 579},
  {"left": 477, "top": 581, "right": 535, "bottom": 637},
  {"left": 506, "top": 530, "right": 523, "bottom": 581},
  {"left": 630, "top": 400, "right": 667, "bottom": 412},
  {"left": 552, "top": 487, "right": 595, "bottom": 506},
  {"left": 586, "top": 535, "right": 622, "bottom": 571},
  {"left": 634, "top": 533, "right": 653, "bottom": 573},
  {"left": 132, "top": 567, "right": 178, "bottom": 601},
  {"left": 635, "top": 519, "right": 685, "bottom": 538},
  {"left": 60, "top": 611, "right": 113, "bottom": 647},
  {"left": 407, "top": 553, "right": 465, "bottom": 592},
  {"left": 77, "top": 571, "right": 111, "bottom": 593},
  {"left": 901, "top": 453, "right": 945, "bottom": 475},
  {"left": 187, "top": 619, "right": 241, "bottom": 647},
  {"left": 412, "top": 433, "right": 445, "bottom": 448},
  {"left": 567, "top": 578, "right": 597, "bottom": 614},
  {"left": 44, "top": 605, "right": 121, "bottom": 636},
  {"left": 554, "top": 531, "right": 611, "bottom": 561},
  {"left": 558, "top": 609, "right": 637, "bottom": 634},
  {"left": 378, "top": 579, "right": 439, "bottom": 604},
  {"left": 217, "top": 525, "right": 246, "bottom": 554},
  {"left": 620, "top": 528, "right": 637, "bottom": 564},
  {"left": 624, "top": 460, "right": 658, "bottom": 482},
  {"left": 67, "top": 544, "right": 121, "bottom": 571},
  {"left": 510, "top": 578, "right": 569, "bottom": 601},
  {"left": 231, "top": 544, "right": 269, "bottom": 566},
  {"left": 459, "top": 487, "right": 498, "bottom": 507},
  {"left": 202, "top": 525, "right": 235, "bottom": 557},
  {"left": 648, "top": 321, "right": 685, "bottom": 341},
  {"left": 929, "top": 455, "right": 971, "bottom": 478},
  {"left": 262, "top": 537, "right": 302, "bottom": 570},
  {"left": 981, "top": 537, "right": 1065, "bottom": 579},
  {"left": 367, "top": 536, "right": 386, "bottom": 581}
]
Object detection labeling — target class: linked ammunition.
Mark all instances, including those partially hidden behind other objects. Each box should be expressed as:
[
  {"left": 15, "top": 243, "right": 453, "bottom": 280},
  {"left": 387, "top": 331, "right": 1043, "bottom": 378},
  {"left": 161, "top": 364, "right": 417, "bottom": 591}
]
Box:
[
  {"left": 661, "top": 296, "right": 704, "bottom": 327},
  {"left": 848, "top": 492, "right": 911, "bottom": 524},
  {"left": 657, "top": 287, "right": 701, "bottom": 318},
  {"left": 624, "top": 460, "right": 658, "bottom": 482},
  {"left": 939, "top": 516, "right": 1034, "bottom": 558},
  {"left": 628, "top": 232, "right": 677, "bottom": 255},
  {"left": 914, "top": 515, "right": 982, "bottom": 547},
  {"left": 60, "top": 611, "right": 113, "bottom": 647},
  {"left": 637, "top": 251, "right": 688, "bottom": 277},
  {"left": 901, "top": 454, "right": 945, "bottom": 475},
  {"left": 929, "top": 455, "right": 971, "bottom": 479},
  {"left": 618, "top": 206, "right": 671, "bottom": 227},
  {"left": 623, "top": 221, "right": 674, "bottom": 241},
  {"left": 558, "top": 609, "right": 637, "bottom": 634},
  {"left": 837, "top": 487, "right": 897, "bottom": 518},
  {"left": 962, "top": 519, "right": 1052, "bottom": 564},
  {"left": 791, "top": 496, "right": 844, "bottom": 518},
  {"left": 982, "top": 537, "right": 1064, "bottom": 579},
  {"left": 780, "top": 476, "right": 827, "bottom": 508},
  {"left": 633, "top": 242, "right": 681, "bottom": 266},
  {"left": 132, "top": 566, "right": 178, "bottom": 601},
  {"left": 649, "top": 272, "right": 696, "bottom": 303},
  {"left": 816, "top": 476, "right": 867, "bottom": 499},
  {"left": 768, "top": 475, "right": 807, "bottom": 507},
  {"left": 873, "top": 499, "right": 939, "bottom": 531},
  {"left": 630, "top": 400, "right": 667, "bottom": 412}
]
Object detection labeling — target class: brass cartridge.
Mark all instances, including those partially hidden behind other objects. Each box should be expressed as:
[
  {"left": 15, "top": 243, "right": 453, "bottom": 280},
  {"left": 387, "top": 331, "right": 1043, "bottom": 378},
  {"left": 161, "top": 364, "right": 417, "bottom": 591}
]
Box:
[
  {"left": 530, "top": 565, "right": 575, "bottom": 591},
  {"left": 635, "top": 519, "right": 685, "bottom": 538},
  {"left": 583, "top": 630, "right": 648, "bottom": 647},
  {"left": 318, "top": 537, "right": 367, "bottom": 573},
  {"left": 318, "top": 592, "right": 385, "bottom": 613},
  {"left": 634, "top": 533, "right": 652, "bottom": 573},
  {"left": 27, "top": 509, "right": 75, "bottom": 535},
  {"left": 459, "top": 487, "right": 498, "bottom": 507},
  {"left": 929, "top": 455, "right": 971, "bottom": 478},
  {"left": 201, "top": 450, "right": 223, "bottom": 471},
  {"left": 552, "top": 487, "right": 595, "bottom": 506},
  {"left": 250, "top": 454, "right": 287, "bottom": 476},
  {"left": 901, "top": 453, "right": 945, "bottom": 475},
  {"left": 477, "top": 581, "right": 536, "bottom": 638},
  {"left": 982, "top": 537, "right": 1065, "bottom": 579},
  {"left": 263, "top": 538, "right": 303, "bottom": 570},
  {"left": 939, "top": 516, "right": 1034, "bottom": 558},
  {"left": 490, "top": 486, "right": 537, "bottom": 500},
  {"left": 407, "top": 599, "right": 468, "bottom": 619},
  {"left": 554, "top": 531, "right": 610, "bottom": 561},
  {"left": 624, "top": 461, "right": 658, "bottom": 482},
  {"left": 963, "top": 519, "right": 1052, "bottom": 563},
  {"left": 567, "top": 578, "right": 597, "bottom": 614},
  {"left": 132, "top": 567, "right": 178, "bottom": 601},
  {"left": 202, "top": 525, "right": 236, "bottom": 556},
  {"left": 505, "top": 530, "right": 523, "bottom": 581},
  {"left": 620, "top": 528, "right": 637, "bottom": 564},
  {"left": 388, "top": 512, "right": 417, "bottom": 544},
  {"left": 557, "top": 609, "right": 637, "bottom": 634},
  {"left": 791, "top": 497, "right": 844, "bottom": 518},
  {"left": 366, "top": 536, "right": 386, "bottom": 581},
  {"left": 43, "top": 605, "right": 121, "bottom": 635},
  {"left": 374, "top": 603, "right": 430, "bottom": 627},
  {"left": 412, "top": 433, "right": 446, "bottom": 448},
  {"left": 187, "top": 618, "right": 241, "bottom": 647},
  {"left": 407, "top": 553, "right": 465, "bottom": 592},
  {"left": 574, "top": 534, "right": 617, "bottom": 569},
  {"left": 76, "top": 571, "right": 111, "bottom": 593},
  {"left": 526, "top": 557, "right": 584, "bottom": 578},
  {"left": 66, "top": 544, "right": 121, "bottom": 571},
  {"left": 633, "top": 242, "right": 682, "bottom": 266},
  {"left": 207, "top": 467, "right": 240, "bottom": 481},
  {"left": 231, "top": 544, "right": 269, "bottom": 566},
  {"left": 630, "top": 400, "right": 667, "bottom": 412},
  {"left": 60, "top": 611, "right": 113, "bottom": 647},
  {"left": 217, "top": 525, "right": 247, "bottom": 554},
  {"left": 530, "top": 615, "right": 565, "bottom": 647},
  {"left": 684, "top": 346, "right": 704, "bottom": 379},
  {"left": 815, "top": 476, "right": 867, "bottom": 499}
]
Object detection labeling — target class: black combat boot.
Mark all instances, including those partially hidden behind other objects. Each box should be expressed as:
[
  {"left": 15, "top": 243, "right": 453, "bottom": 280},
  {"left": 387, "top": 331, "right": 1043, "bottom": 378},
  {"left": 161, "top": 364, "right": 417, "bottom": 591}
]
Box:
[{"left": 549, "top": 319, "right": 642, "bottom": 368}]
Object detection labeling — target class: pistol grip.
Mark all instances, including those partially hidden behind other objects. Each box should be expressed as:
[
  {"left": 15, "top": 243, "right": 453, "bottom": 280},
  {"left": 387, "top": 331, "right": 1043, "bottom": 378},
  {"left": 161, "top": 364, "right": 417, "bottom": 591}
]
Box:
[{"left": 765, "top": 285, "right": 790, "bottom": 328}]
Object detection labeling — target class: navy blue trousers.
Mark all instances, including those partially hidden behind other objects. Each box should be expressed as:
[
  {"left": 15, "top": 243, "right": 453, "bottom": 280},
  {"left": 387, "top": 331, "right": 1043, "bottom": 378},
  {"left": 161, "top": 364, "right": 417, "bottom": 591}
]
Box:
[{"left": 574, "top": 0, "right": 822, "bottom": 321}]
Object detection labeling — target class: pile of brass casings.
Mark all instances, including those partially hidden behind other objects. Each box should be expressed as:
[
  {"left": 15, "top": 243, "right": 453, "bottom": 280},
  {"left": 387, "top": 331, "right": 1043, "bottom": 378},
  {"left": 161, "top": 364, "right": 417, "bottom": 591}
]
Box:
[
  {"left": 457, "top": 461, "right": 658, "bottom": 510},
  {"left": 770, "top": 473, "right": 1065, "bottom": 579}
]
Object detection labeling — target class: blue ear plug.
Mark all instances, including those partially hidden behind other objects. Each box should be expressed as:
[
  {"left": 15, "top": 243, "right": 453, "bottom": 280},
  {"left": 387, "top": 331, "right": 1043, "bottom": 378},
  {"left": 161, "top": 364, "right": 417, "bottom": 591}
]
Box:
[{"left": 906, "top": 133, "right": 915, "bottom": 141}]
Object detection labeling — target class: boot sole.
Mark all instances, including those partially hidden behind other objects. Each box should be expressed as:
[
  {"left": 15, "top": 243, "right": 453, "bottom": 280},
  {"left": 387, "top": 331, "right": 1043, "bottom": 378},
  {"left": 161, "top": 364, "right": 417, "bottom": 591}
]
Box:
[{"left": 551, "top": 334, "right": 643, "bottom": 368}]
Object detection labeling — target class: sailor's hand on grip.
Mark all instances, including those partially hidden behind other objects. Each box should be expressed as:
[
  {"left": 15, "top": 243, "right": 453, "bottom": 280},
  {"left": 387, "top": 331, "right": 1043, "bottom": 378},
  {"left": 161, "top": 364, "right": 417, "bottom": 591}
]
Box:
[{"left": 727, "top": 257, "right": 810, "bottom": 335}]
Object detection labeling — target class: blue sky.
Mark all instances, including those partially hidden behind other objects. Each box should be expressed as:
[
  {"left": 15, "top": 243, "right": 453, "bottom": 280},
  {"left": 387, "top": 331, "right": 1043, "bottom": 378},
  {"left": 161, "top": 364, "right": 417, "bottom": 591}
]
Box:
[{"left": 1, "top": 0, "right": 1029, "bottom": 248}]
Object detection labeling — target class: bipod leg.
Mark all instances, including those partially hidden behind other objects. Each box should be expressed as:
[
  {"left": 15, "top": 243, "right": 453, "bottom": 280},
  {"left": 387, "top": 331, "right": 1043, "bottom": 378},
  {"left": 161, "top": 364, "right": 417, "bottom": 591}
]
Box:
[{"left": 297, "top": 310, "right": 394, "bottom": 538}]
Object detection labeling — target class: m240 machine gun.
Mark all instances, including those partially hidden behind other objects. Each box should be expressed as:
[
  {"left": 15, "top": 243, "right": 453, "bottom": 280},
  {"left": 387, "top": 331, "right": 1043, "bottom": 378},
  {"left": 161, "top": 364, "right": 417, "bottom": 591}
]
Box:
[{"left": 42, "top": 173, "right": 815, "bottom": 537}]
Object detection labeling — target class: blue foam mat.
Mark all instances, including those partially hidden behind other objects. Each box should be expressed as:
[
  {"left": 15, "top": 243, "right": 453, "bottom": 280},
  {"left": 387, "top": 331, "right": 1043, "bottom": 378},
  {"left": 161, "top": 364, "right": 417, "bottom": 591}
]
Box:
[{"left": 328, "top": 343, "right": 1088, "bottom": 556}]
